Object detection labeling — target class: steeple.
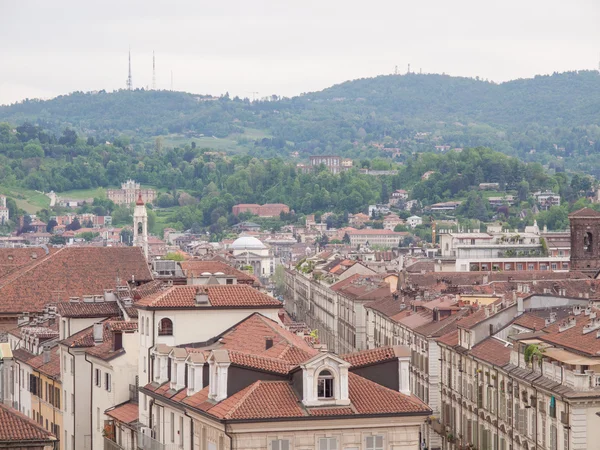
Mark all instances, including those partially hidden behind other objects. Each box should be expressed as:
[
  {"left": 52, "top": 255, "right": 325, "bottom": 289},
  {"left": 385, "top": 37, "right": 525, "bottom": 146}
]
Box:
[{"left": 133, "top": 192, "right": 148, "bottom": 259}]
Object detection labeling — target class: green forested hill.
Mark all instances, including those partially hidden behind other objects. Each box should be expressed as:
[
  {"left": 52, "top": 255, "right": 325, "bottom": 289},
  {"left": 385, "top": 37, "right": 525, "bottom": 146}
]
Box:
[{"left": 2, "top": 70, "right": 600, "bottom": 174}]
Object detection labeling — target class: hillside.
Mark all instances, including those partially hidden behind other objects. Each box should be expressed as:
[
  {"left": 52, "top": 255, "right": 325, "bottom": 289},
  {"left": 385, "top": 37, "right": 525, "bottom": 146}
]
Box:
[{"left": 2, "top": 71, "right": 600, "bottom": 174}]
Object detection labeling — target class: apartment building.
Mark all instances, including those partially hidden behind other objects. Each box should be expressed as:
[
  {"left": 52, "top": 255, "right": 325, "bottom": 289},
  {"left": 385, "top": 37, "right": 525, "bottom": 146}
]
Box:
[
  {"left": 141, "top": 312, "right": 430, "bottom": 450},
  {"left": 436, "top": 295, "right": 600, "bottom": 450},
  {"left": 346, "top": 229, "right": 408, "bottom": 248}
]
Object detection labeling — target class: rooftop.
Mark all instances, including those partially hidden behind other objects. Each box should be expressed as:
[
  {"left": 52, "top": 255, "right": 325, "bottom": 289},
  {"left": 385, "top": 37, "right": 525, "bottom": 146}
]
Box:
[
  {"left": 135, "top": 285, "right": 281, "bottom": 310},
  {"left": 0, "top": 402, "right": 56, "bottom": 443}
]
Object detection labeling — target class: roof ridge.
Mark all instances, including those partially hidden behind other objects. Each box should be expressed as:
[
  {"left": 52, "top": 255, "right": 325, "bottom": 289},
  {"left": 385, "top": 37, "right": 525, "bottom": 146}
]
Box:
[{"left": 223, "top": 380, "right": 263, "bottom": 419}]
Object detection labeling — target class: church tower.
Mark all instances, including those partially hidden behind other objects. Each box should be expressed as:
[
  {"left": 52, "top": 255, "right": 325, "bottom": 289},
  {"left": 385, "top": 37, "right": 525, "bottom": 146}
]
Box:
[
  {"left": 569, "top": 207, "right": 600, "bottom": 274},
  {"left": 133, "top": 192, "right": 148, "bottom": 259}
]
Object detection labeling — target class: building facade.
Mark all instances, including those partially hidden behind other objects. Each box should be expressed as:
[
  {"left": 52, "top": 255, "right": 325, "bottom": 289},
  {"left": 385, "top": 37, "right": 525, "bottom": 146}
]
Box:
[{"left": 107, "top": 180, "right": 156, "bottom": 205}]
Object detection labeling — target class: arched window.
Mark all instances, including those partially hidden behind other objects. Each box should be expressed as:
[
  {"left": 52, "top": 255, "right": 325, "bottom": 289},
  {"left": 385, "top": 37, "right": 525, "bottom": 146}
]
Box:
[
  {"left": 317, "top": 369, "right": 334, "bottom": 399},
  {"left": 137, "top": 222, "right": 143, "bottom": 235},
  {"left": 584, "top": 232, "right": 593, "bottom": 253},
  {"left": 158, "top": 318, "right": 173, "bottom": 336}
]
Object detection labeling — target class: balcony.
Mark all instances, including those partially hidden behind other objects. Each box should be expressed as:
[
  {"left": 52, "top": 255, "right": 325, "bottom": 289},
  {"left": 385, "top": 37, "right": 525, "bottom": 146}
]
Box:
[{"left": 104, "top": 438, "right": 125, "bottom": 450}]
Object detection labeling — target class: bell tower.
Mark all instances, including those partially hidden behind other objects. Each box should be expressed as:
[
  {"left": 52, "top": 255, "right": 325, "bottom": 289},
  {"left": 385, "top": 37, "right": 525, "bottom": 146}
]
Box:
[
  {"left": 569, "top": 207, "right": 600, "bottom": 274},
  {"left": 133, "top": 192, "right": 148, "bottom": 259}
]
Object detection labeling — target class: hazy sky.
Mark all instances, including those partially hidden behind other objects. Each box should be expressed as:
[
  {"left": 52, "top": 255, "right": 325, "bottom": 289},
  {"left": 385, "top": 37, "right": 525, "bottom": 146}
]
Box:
[{"left": 1, "top": 0, "right": 599, "bottom": 105}]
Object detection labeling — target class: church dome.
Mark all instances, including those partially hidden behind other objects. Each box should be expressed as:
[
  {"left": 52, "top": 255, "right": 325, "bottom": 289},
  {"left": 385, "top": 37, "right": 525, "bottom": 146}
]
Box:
[{"left": 231, "top": 236, "right": 267, "bottom": 250}]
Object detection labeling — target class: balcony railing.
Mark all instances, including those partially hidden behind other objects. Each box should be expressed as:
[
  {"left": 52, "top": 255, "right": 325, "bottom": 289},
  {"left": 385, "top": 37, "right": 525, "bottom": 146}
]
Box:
[
  {"left": 137, "top": 431, "right": 181, "bottom": 450},
  {"left": 104, "top": 437, "right": 125, "bottom": 450}
]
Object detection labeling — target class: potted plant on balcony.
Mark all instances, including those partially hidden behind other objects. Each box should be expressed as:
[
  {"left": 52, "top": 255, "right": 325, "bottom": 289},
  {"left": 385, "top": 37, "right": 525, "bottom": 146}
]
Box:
[{"left": 524, "top": 343, "right": 545, "bottom": 367}]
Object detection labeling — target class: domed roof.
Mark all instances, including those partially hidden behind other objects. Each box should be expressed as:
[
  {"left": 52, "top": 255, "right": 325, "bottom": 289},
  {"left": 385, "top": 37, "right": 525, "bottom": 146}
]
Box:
[{"left": 231, "top": 236, "right": 267, "bottom": 250}]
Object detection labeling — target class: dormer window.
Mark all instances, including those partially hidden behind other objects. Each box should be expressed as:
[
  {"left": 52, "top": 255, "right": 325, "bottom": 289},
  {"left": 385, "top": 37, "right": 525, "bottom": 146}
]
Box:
[{"left": 317, "top": 370, "right": 334, "bottom": 399}]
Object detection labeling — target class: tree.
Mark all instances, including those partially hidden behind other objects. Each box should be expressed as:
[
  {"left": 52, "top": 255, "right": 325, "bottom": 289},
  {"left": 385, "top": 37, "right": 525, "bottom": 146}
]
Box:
[
  {"left": 342, "top": 233, "right": 350, "bottom": 244},
  {"left": 23, "top": 143, "right": 44, "bottom": 158},
  {"left": 517, "top": 181, "right": 530, "bottom": 202},
  {"left": 49, "top": 235, "right": 66, "bottom": 246},
  {"left": 46, "top": 219, "right": 58, "bottom": 232},
  {"left": 58, "top": 128, "right": 78, "bottom": 146},
  {"left": 65, "top": 218, "right": 81, "bottom": 231},
  {"left": 164, "top": 252, "right": 185, "bottom": 261}
]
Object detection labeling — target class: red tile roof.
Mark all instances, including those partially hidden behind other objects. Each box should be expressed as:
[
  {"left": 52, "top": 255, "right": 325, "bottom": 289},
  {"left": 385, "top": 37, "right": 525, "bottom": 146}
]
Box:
[
  {"left": 180, "top": 260, "right": 258, "bottom": 284},
  {"left": 209, "top": 381, "right": 305, "bottom": 420},
  {"left": 27, "top": 348, "right": 61, "bottom": 379},
  {"left": 0, "top": 247, "right": 152, "bottom": 314},
  {"left": 135, "top": 285, "right": 281, "bottom": 309},
  {"left": 469, "top": 338, "right": 512, "bottom": 367},
  {"left": 228, "top": 350, "right": 292, "bottom": 375},
  {"left": 514, "top": 313, "right": 547, "bottom": 331},
  {"left": 106, "top": 402, "right": 139, "bottom": 424},
  {"left": 341, "top": 347, "right": 401, "bottom": 368},
  {"left": 0, "top": 402, "right": 56, "bottom": 443},
  {"left": 437, "top": 330, "right": 459, "bottom": 347},
  {"left": 62, "top": 319, "right": 137, "bottom": 360},
  {"left": 56, "top": 301, "right": 122, "bottom": 318}
]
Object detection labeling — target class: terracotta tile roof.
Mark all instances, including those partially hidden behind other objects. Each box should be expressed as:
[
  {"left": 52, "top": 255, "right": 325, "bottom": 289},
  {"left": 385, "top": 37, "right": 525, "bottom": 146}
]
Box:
[
  {"left": 514, "top": 313, "right": 548, "bottom": 331},
  {"left": 136, "top": 285, "right": 281, "bottom": 309},
  {"left": 469, "top": 337, "right": 512, "bottom": 367},
  {"left": 0, "top": 402, "right": 56, "bottom": 443},
  {"left": 62, "top": 319, "right": 137, "bottom": 360},
  {"left": 0, "top": 247, "right": 152, "bottom": 314},
  {"left": 209, "top": 381, "right": 305, "bottom": 420},
  {"left": 27, "top": 348, "right": 61, "bottom": 379},
  {"left": 184, "top": 313, "right": 317, "bottom": 363},
  {"left": 180, "top": 260, "right": 258, "bottom": 284},
  {"left": 132, "top": 280, "right": 165, "bottom": 300},
  {"left": 11, "top": 348, "right": 35, "bottom": 362},
  {"left": 437, "top": 330, "right": 459, "bottom": 347},
  {"left": 455, "top": 307, "right": 490, "bottom": 330},
  {"left": 56, "top": 301, "right": 122, "bottom": 318},
  {"left": 307, "top": 407, "right": 355, "bottom": 416},
  {"left": 538, "top": 313, "right": 600, "bottom": 356},
  {"left": 228, "top": 350, "right": 292, "bottom": 375},
  {"left": 0, "top": 247, "right": 57, "bottom": 279},
  {"left": 568, "top": 207, "right": 600, "bottom": 218},
  {"left": 106, "top": 402, "right": 139, "bottom": 424},
  {"left": 341, "top": 347, "right": 400, "bottom": 368}
]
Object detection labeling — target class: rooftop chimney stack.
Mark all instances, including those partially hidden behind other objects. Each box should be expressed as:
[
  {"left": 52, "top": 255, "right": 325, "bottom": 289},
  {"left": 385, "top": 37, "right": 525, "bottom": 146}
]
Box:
[
  {"left": 195, "top": 287, "right": 209, "bottom": 305},
  {"left": 93, "top": 323, "right": 103, "bottom": 345},
  {"left": 43, "top": 347, "right": 50, "bottom": 364}
]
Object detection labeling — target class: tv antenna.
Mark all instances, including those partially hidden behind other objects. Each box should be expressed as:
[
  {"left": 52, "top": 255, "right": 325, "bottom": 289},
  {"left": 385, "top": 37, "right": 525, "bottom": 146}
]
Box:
[
  {"left": 152, "top": 51, "right": 156, "bottom": 90},
  {"left": 126, "top": 47, "right": 133, "bottom": 90}
]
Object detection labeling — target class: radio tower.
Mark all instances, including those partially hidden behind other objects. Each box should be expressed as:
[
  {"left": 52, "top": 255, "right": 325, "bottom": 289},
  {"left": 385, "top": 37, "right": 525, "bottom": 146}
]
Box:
[
  {"left": 152, "top": 51, "right": 156, "bottom": 90},
  {"left": 126, "top": 48, "right": 133, "bottom": 90}
]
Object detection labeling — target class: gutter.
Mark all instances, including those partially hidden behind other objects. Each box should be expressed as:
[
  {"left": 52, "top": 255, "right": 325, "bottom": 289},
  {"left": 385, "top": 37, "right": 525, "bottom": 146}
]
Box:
[
  {"left": 67, "top": 347, "right": 76, "bottom": 450},
  {"left": 84, "top": 353, "right": 94, "bottom": 450}
]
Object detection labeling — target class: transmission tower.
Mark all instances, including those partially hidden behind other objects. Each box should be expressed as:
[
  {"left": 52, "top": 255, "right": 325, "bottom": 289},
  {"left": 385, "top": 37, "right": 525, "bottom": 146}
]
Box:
[
  {"left": 152, "top": 51, "right": 156, "bottom": 90},
  {"left": 126, "top": 48, "right": 133, "bottom": 90},
  {"left": 394, "top": 65, "right": 398, "bottom": 75}
]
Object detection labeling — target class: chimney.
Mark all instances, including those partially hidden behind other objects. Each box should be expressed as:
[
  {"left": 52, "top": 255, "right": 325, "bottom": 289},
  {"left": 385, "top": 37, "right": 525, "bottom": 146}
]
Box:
[
  {"left": 278, "top": 310, "right": 285, "bottom": 324},
  {"left": 93, "top": 323, "right": 104, "bottom": 344},
  {"left": 195, "top": 287, "right": 209, "bottom": 305},
  {"left": 43, "top": 347, "right": 50, "bottom": 364},
  {"left": 517, "top": 296, "right": 524, "bottom": 316}
]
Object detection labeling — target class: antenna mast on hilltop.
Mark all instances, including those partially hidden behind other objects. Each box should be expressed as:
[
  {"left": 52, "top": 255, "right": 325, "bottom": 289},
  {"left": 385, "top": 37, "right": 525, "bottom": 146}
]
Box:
[
  {"left": 394, "top": 65, "right": 398, "bottom": 75},
  {"left": 152, "top": 51, "right": 156, "bottom": 90},
  {"left": 407, "top": 63, "right": 411, "bottom": 74},
  {"left": 126, "top": 48, "right": 133, "bottom": 90}
]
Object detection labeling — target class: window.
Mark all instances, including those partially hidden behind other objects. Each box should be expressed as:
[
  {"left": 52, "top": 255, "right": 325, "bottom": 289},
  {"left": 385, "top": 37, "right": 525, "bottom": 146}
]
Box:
[
  {"left": 71, "top": 394, "right": 75, "bottom": 414},
  {"left": 96, "top": 407, "right": 100, "bottom": 430},
  {"left": 271, "top": 439, "right": 290, "bottom": 450},
  {"left": 141, "top": 318, "right": 144, "bottom": 335},
  {"left": 226, "top": 278, "right": 233, "bottom": 285},
  {"left": 179, "top": 416, "right": 184, "bottom": 446},
  {"left": 317, "top": 370, "right": 334, "bottom": 399},
  {"left": 143, "top": 357, "right": 147, "bottom": 373},
  {"left": 105, "top": 373, "right": 111, "bottom": 391},
  {"left": 95, "top": 369, "right": 101, "bottom": 387},
  {"left": 170, "top": 412, "right": 175, "bottom": 442},
  {"left": 366, "top": 435, "right": 384, "bottom": 450},
  {"left": 64, "top": 392, "right": 67, "bottom": 413},
  {"left": 189, "top": 367, "right": 195, "bottom": 390},
  {"left": 146, "top": 318, "right": 149, "bottom": 336},
  {"left": 319, "top": 437, "right": 337, "bottom": 450},
  {"left": 158, "top": 318, "right": 173, "bottom": 336}
]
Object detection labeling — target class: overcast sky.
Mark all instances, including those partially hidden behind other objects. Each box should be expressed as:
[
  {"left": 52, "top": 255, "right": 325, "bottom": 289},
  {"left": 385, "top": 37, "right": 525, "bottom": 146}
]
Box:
[{"left": 1, "top": 0, "right": 599, "bottom": 105}]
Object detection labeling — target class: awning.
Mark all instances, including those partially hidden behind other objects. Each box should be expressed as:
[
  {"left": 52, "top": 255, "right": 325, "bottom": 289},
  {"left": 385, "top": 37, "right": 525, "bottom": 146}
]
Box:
[{"left": 544, "top": 348, "right": 600, "bottom": 366}]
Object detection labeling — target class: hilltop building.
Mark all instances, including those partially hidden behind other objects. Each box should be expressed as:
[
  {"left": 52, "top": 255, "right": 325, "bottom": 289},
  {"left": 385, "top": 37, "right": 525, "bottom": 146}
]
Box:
[
  {"left": 107, "top": 180, "right": 156, "bottom": 205},
  {"left": 232, "top": 203, "right": 290, "bottom": 217}
]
